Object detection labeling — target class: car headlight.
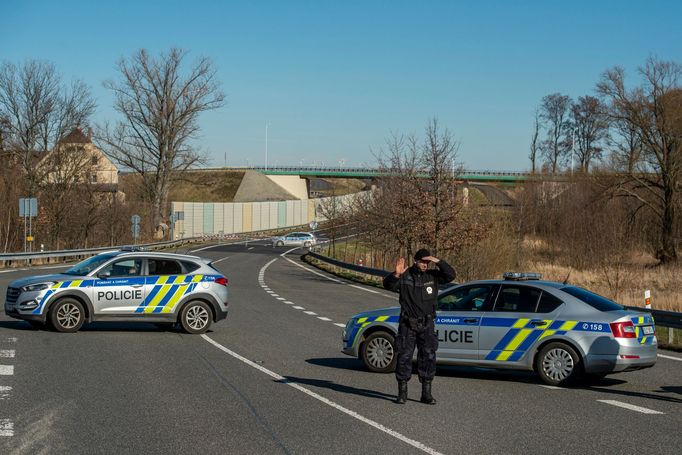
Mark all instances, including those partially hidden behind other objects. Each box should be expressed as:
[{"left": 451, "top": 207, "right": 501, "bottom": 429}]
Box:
[{"left": 21, "top": 282, "right": 54, "bottom": 292}]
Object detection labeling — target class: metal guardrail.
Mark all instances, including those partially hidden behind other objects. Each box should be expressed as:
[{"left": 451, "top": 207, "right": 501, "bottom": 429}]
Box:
[
  {"left": 306, "top": 250, "right": 682, "bottom": 330},
  {"left": 306, "top": 250, "right": 388, "bottom": 277},
  {"left": 0, "top": 238, "right": 200, "bottom": 262},
  {"left": 0, "top": 224, "right": 317, "bottom": 268}
]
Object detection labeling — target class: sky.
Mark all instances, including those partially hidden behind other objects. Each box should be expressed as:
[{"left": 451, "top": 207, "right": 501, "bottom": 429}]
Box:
[{"left": 2, "top": 0, "right": 681, "bottom": 170}]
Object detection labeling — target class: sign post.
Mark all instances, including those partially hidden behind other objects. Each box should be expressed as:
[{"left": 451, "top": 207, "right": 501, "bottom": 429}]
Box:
[
  {"left": 131, "top": 214, "right": 141, "bottom": 245},
  {"left": 19, "top": 198, "right": 38, "bottom": 252},
  {"left": 170, "top": 211, "right": 184, "bottom": 240}
]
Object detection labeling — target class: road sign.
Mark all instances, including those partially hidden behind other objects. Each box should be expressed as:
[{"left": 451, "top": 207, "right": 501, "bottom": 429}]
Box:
[
  {"left": 309, "top": 220, "right": 318, "bottom": 230},
  {"left": 132, "top": 224, "right": 141, "bottom": 236},
  {"left": 26, "top": 236, "right": 34, "bottom": 242},
  {"left": 19, "top": 198, "right": 38, "bottom": 217},
  {"left": 131, "top": 214, "right": 141, "bottom": 225}
]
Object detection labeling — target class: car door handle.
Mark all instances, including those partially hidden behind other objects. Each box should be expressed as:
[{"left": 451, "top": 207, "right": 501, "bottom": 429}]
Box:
[
  {"left": 132, "top": 284, "right": 143, "bottom": 288},
  {"left": 530, "top": 320, "right": 547, "bottom": 327},
  {"left": 463, "top": 318, "right": 479, "bottom": 324}
]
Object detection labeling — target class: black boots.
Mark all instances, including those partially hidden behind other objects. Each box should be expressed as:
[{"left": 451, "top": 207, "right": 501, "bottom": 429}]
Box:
[
  {"left": 420, "top": 380, "right": 436, "bottom": 405},
  {"left": 396, "top": 381, "right": 408, "bottom": 404}
]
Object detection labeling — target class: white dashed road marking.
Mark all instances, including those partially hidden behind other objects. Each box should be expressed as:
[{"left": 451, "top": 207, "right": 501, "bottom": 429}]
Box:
[
  {"left": 538, "top": 385, "right": 563, "bottom": 390},
  {"left": 0, "top": 419, "right": 14, "bottom": 437},
  {"left": 0, "top": 365, "right": 13, "bottom": 376},
  {"left": 334, "top": 323, "right": 346, "bottom": 328},
  {"left": 597, "top": 400, "right": 663, "bottom": 415},
  {"left": 0, "top": 386, "right": 11, "bottom": 399},
  {"left": 0, "top": 350, "right": 15, "bottom": 359},
  {"left": 258, "top": 253, "right": 354, "bottom": 329},
  {"left": 202, "top": 335, "right": 444, "bottom": 455}
]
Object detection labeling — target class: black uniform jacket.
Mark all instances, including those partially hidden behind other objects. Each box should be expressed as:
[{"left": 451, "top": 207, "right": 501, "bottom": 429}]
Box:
[{"left": 383, "top": 260, "right": 456, "bottom": 319}]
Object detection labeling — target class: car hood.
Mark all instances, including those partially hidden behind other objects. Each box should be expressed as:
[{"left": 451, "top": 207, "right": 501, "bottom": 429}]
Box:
[
  {"left": 351, "top": 306, "right": 400, "bottom": 320},
  {"left": 10, "top": 273, "right": 87, "bottom": 289}
]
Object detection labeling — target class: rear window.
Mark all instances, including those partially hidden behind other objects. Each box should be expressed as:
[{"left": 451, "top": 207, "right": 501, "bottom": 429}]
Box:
[
  {"left": 147, "top": 259, "right": 182, "bottom": 275},
  {"left": 537, "top": 292, "right": 563, "bottom": 313},
  {"left": 181, "top": 261, "right": 201, "bottom": 273},
  {"left": 561, "top": 286, "right": 623, "bottom": 311}
]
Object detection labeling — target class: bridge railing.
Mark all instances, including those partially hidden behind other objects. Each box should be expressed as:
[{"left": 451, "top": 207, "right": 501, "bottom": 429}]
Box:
[{"left": 218, "top": 165, "right": 538, "bottom": 177}]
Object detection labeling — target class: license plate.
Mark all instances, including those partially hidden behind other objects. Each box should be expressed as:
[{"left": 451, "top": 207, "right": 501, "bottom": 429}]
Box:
[{"left": 642, "top": 326, "right": 654, "bottom": 335}]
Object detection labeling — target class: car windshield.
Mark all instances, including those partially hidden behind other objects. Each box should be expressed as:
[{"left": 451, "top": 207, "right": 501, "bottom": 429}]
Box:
[
  {"left": 561, "top": 286, "right": 624, "bottom": 312},
  {"left": 63, "top": 253, "right": 117, "bottom": 276}
]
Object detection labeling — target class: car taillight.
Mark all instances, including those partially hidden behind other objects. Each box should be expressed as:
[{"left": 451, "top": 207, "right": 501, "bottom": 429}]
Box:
[
  {"left": 214, "top": 277, "right": 228, "bottom": 286},
  {"left": 610, "top": 321, "right": 636, "bottom": 338}
]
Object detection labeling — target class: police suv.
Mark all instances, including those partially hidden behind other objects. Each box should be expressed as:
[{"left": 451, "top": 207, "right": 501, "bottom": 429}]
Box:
[
  {"left": 4, "top": 249, "right": 229, "bottom": 334},
  {"left": 342, "top": 273, "right": 657, "bottom": 386}
]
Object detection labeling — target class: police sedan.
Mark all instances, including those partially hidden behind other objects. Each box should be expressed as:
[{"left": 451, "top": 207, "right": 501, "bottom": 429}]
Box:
[
  {"left": 5, "top": 249, "right": 229, "bottom": 334},
  {"left": 272, "top": 232, "right": 317, "bottom": 247},
  {"left": 342, "top": 272, "right": 656, "bottom": 386}
]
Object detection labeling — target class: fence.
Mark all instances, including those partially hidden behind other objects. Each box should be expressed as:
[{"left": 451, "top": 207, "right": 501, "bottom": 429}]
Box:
[{"left": 171, "top": 193, "right": 361, "bottom": 238}]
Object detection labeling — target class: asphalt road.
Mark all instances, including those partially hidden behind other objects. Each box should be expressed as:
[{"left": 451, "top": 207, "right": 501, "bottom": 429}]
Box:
[{"left": 1, "top": 242, "right": 681, "bottom": 454}]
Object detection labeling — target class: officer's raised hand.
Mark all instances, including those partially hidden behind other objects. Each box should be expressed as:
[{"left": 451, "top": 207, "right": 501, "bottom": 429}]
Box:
[
  {"left": 393, "top": 257, "right": 407, "bottom": 277},
  {"left": 421, "top": 256, "right": 440, "bottom": 264}
]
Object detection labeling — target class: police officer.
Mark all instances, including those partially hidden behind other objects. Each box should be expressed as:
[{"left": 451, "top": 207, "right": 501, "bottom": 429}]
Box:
[{"left": 383, "top": 249, "right": 456, "bottom": 405}]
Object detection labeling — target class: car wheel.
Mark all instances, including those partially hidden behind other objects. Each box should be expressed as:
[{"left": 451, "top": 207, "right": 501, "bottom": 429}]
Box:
[
  {"left": 361, "top": 331, "right": 397, "bottom": 373},
  {"left": 536, "top": 342, "right": 582, "bottom": 386},
  {"left": 49, "top": 298, "right": 85, "bottom": 333},
  {"left": 275, "top": 241, "right": 284, "bottom": 247},
  {"left": 180, "top": 301, "right": 212, "bottom": 334}
]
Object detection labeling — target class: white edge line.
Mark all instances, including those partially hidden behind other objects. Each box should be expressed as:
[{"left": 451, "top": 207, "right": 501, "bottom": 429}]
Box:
[
  {"left": 304, "top": 311, "right": 318, "bottom": 315},
  {"left": 292, "top": 306, "right": 305, "bottom": 310},
  {"left": 538, "top": 385, "right": 563, "bottom": 390},
  {"left": 281, "top": 256, "right": 343, "bottom": 283},
  {"left": 658, "top": 354, "right": 682, "bottom": 362},
  {"left": 0, "top": 365, "right": 14, "bottom": 375},
  {"left": 597, "top": 399, "right": 663, "bottom": 414},
  {"left": 201, "top": 335, "right": 444, "bottom": 455},
  {"left": 334, "top": 323, "right": 346, "bottom": 328},
  {"left": 318, "top": 317, "right": 332, "bottom": 321},
  {"left": 211, "top": 256, "right": 231, "bottom": 264}
]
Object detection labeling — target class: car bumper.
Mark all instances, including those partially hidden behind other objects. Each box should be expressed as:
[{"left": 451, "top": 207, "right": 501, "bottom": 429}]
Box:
[
  {"left": 584, "top": 343, "right": 657, "bottom": 373},
  {"left": 5, "top": 306, "right": 43, "bottom": 322}
]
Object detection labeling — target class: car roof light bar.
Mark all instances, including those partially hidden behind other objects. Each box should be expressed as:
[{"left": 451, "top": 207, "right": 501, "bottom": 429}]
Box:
[{"left": 503, "top": 272, "right": 542, "bottom": 281}]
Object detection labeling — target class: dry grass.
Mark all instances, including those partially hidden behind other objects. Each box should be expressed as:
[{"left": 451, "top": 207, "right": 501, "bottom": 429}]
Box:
[
  {"left": 119, "top": 170, "right": 244, "bottom": 202},
  {"left": 523, "top": 261, "right": 682, "bottom": 312}
]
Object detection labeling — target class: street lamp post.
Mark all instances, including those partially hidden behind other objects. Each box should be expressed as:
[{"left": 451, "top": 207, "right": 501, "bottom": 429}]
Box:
[{"left": 265, "top": 122, "right": 271, "bottom": 170}]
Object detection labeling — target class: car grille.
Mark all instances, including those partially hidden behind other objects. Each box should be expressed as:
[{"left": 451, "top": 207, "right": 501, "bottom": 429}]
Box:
[{"left": 6, "top": 287, "right": 20, "bottom": 305}]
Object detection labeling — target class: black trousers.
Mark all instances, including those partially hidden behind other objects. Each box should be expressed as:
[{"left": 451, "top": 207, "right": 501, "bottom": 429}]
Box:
[{"left": 395, "top": 315, "right": 438, "bottom": 382}]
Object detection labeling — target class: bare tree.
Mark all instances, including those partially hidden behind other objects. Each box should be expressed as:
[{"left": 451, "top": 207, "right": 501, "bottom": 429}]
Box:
[
  {"left": 529, "top": 108, "right": 540, "bottom": 173},
  {"left": 98, "top": 48, "right": 225, "bottom": 237},
  {"left": 607, "top": 118, "right": 643, "bottom": 174},
  {"left": 597, "top": 57, "right": 682, "bottom": 263},
  {"left": 354, "top": 119, "right": 469, "bottom": 261},
  {"left": 571, "top": 96, "right": 609, "bottom": 172},
  {"left": 420, "top": 118, "right": 462, "bottom": 255},
  {"left": 0, "top": 60, "right": 95, "bottom": 193},
  {"left": 539, "top": 93, "right": 572, "bottom": 174}
]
